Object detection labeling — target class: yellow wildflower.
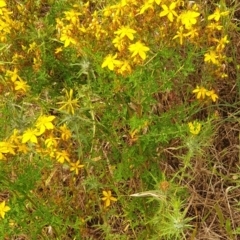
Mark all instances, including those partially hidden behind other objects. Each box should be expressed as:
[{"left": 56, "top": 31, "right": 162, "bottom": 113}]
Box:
[
  {"left": 22, "top": 128, "right": 39, "bottom": 144},
  {"left": 6, "top": 68, "right": 19, "bottom": 82},
  {"left": 204, "top": 50, "right": 219, "bottom": 65},
  {"left": 206, "top": 90, "right": 218, "bottom": 102},
  {"left": 103, "top": 6, "right": 112, "bottom": 17},
  {"left": 0, "top": 141, "right": 15, "bottom": 160},
  {"left": 185, "top": 27, "right": 199, "bottom": 40},
  {"left": 60, "top": 26, "right": 76, "bottom": 47},
  {"left": 12, "top": 53, "right": 24, "bottom": 63},
  {"left": 64, "top": 9, "right": 81, "bottom": 25},
  {"left": 55, "top": 47, "right": 63, "bottom": 54},
  {"left": 188, "top": 121, "right": 201, "bottom": 135},
  {"left": 159, "top": 2, "right": 178, "bottom": 22},
  {"left": 70, "top": 160, "right": 84, "bottom": 175},
  {"left": 214, "top": 35, "right": 229, "bottom": 51},
  {"left": 0, "top": 0, "right": 6, "bottom": 8},
  {"left": 17, "top": 144, "right": 29, "bottom": 154},
  {"left": 0, "top": 201, "right": 10, "bottom": 219},
  {"left": 102, "top": 190, "right": 117, "bottom": 207},
  {"left": 114, "top": 26, "right": 136, "bottom": 40},
  {"left": 138, "top": 2, "right": 154, "bottom": 15},
  {"left": 112, "top": 36, "right": 125, "bottom": 52},
  {"left": 192, "top": 86, "right": 208, "bottom": 100},
  {"left": 45, "top": 135, "right": 58, "bottom": 148},
  {"left": 179, "top": 10, "right": 200, "bottom": 29},
  {"left": 117, "top": 60, "right": 132, "bottom": 75},
  {"left": 101, "top": 54, "right": 122, "bottom": 71},
  {"left": 56, "top": 150, "right": 70, "bottom": 163},
  {"left": 206, "top": 22, "right": 223, "bottom": 31},
  {"left": 27, "top": 42, "right": 37, "bottom": 53},
  {"left": 59, "top": 124, "right": 72, "bottom": 141},
  {"left": 60, "top": 33, "right": 76, "bottom": 47},
  {"left": 208, "top": 7, "right": 229, "bottom": 21},
  {"left": 9, "top": 129, "right": 20, "bottom": 145},
  {"left": 221, "top": 73, "right": 228, "bottom": 78},
  {"left": 173, "top": 26, "right": 185, "bottom": 45},
  {"left": 14, "top": 79, "right": 30, "bottom": 93},
  {"left": 35, "top": 115, "right": 56, "bottom": 135},
  {"left": 128, "top": 41, "right": 150, "bottom": 60}
]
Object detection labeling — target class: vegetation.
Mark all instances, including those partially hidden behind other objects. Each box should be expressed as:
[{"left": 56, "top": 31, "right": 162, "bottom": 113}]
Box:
[{"left": 0, "top": 0, "right": 239, "bottom": 239}]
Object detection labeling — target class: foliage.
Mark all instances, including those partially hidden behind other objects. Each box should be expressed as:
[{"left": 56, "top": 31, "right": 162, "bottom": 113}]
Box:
[{"left": 0, "top": 0, "right": 239, "bottom": 239}]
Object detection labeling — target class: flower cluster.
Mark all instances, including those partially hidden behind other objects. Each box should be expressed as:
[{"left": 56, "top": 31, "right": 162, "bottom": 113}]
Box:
[
  {"left": 192, "top": 86, "right": 218, "bottom": 102},
  {"left": 204, "top": 7, "right": 230, "bottom": 78},
  {"left": 0, "top": 0, "right": 13, "bottom": 43},
  {"left": 0, "top": 113, "right": 84, "bottom": 175},
  {"left": 188, "top": 121, "right": 201, "bottom": 135},
  {"left": 5, "top": 68, "right": 30, "bottom": 96},
  {"left": 54, "top": 0, "right": 230, "bottom": 101},
  {"left": 0, "top": 0, "right": 229, "bottom": 180},
  {"left": 55, "top": 3, "right": 91, "bottom": 54}
]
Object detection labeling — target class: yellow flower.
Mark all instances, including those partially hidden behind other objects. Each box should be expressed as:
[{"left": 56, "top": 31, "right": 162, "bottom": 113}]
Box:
[
  {"left": 56, "top": 150, "right": 70, "bottom": 163},
  {"left": 117, "top": 60, "right": 132, "bottom": 75},
  {"left": 159, "top": 2, "right": 178, "bottom": 22},
  {"left": 46, "top": 147, "right": 57, "bottom": 159},
  {"left": 55, "top": 47, "right": 63, "bottom": 54},
  {"left": 8, "top": 129, "right": 20, "bottom": 144},
  {"left": 206, "top": 90, "right": 218, "bottom": 102},
  {"left": 179, "top": 10, "right": 200, "bottom": 29},
  {"left": 44, "top": 134, "right": 58, "bottom": 148},
  {"left": 70, "top": 160, "right": 84, "bottom": 175},
  {"left": 204, "top": 50, "right": 219, "bottom": 65},
  {"left": 59, "top": 124, "right": 72, "bottom": 141},
  {"left": 0, "top": 141, "right": 15, "bottom": 160},
  {"left": 221, "top": 73, "right": 228, "bottom": 78},
  {"left": 22, "top": 128, "right": 39, "bottom": 144},
  {"left": 206, "top": 22, "right": 223, "bottom": 31},
  {"left": 27, "top": 41, "right": 37, "bottom": 53},
  {"left": 60, "top": 26, "right": 76, "bottom": 47},
  {"left": 0, "top": 201, "right": 10, "bottom": 219},
  {"left": 208, "top": 8, "right": 229, "bottom": 22},
  {"left": 214, "top": 35, "right": 229, "bottom": 51},
  {"left": 17, "top": 144, "right": 29, "bottom": 154},
  {"left": 188, "top": 121, "right": 201, "bottom": 135},
  {"left": 128, "top": 41, "right": 150, "bottom": 60},
  {"left": 57, "top": 89, "right": 79, "bottom": 115},
  {"left": 114, "top": 26, "right": 136, "bottom": 40},
  {"left": 112, "top": 36, "right": 125, "bottom": 51},
  {"left": 64, "top": 9, "right": 81, "bottom": 25},
  {"left": 192, "top": 86, "right": 208, "bottom": 100},
  {"left": 103, "top": 6, "right": 112, "bottom": 16},
  {"left": 139, "top": 2, "right": 154, "bottom": 15},
  {"left": 101, "top": 190, "right": 117, "bottom": 207},
  {"left": 35, "top": 115, "right": 56, "bottom": 135},
  {"left": 6, "top": 68, "right": 19, "bottom": 82},
  {"left": 0, "top": 0, "right": 6, "bottom": 8},
  {"left": 184, "top": 28, "right": 199, "bottom": 40},
  {"left": 14, "top": 79, "right": 30, "bottom": 93},
  {"left": 173, "top": 26, "right": 185, "bottom": 45},
  {"left": 60, "top": 33, "right": 76, "bottom": 47},
  {"left": 101, "top": 54, "right": 122, "bottom": 71},
  {"left": 12, "top": 53, "right": 24, "bottom": 63}
]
